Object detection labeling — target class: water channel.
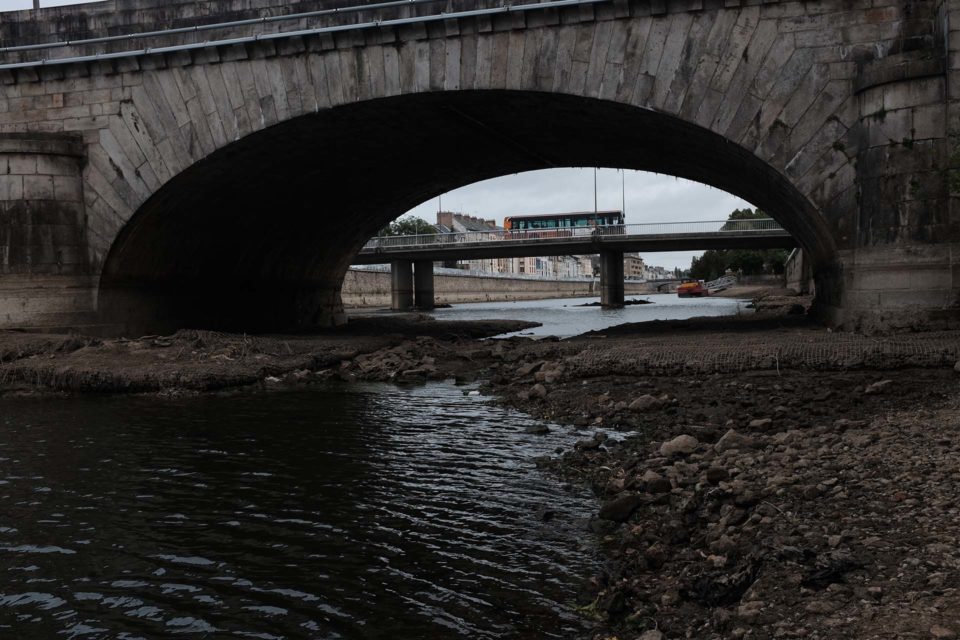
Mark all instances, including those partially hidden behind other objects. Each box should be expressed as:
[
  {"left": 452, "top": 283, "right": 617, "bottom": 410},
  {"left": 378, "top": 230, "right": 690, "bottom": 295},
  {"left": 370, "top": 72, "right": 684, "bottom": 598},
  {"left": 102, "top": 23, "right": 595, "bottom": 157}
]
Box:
[
  {"left": 428, "top": 293, "right": 749, "bottom": 337},
  {"left": 1, "top": 295, "right": 748, "bottom": 638}
]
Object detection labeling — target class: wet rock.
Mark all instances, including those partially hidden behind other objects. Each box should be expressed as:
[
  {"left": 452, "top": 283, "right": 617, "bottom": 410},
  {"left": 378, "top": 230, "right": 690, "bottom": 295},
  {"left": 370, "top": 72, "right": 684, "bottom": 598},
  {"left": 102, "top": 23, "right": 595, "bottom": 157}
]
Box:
[
  {"left": 524, "top": 424, "right": 550, "bottom": 435},
  {"left": 599, "top": 493, "right": 645, "bottom": 522},
  {"left": 529, "top": 383, "right": 547, "bottom": 399},
  {"left": 599, "top": 589, "right": 627, "bottom": 614},
  {"left": 660, "top": 434, "right": 699, "bottom": 457},
  {"left": 715, "top": 429, "right": 756, "bottom": 452},
  {"left": 864, "top": 379, "right": 894, "bottom": 395},
  {"left": 515, "top": 360, "right": 545, "bottom": 377}
]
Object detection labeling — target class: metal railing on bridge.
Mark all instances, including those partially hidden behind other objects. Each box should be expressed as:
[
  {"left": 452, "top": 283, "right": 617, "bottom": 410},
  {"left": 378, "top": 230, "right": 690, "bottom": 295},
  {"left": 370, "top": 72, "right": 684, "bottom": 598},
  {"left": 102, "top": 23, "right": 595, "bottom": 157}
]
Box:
[{"left": 362, "top": 218, "right": 787, "bottom": 251}]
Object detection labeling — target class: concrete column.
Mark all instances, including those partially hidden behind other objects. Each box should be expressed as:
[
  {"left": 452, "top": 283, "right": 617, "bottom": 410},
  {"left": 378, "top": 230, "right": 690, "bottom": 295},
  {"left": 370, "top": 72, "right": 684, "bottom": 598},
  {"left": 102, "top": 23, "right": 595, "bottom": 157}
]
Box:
[
  {"left": 599, "top": 250, "right": 624, "bottom": 308},
  {"left": 391, "top": 260, "right": 413, "bottom": 310},
  {"left": 414, "top": 260, "right": 435, "bottom": 311}
]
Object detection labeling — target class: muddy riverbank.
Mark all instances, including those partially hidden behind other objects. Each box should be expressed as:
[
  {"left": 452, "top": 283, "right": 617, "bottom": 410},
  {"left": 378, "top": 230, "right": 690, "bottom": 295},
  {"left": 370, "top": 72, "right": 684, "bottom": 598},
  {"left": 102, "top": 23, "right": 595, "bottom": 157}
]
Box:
[{"left": 2, "top": 304, "right": 960, "bottom": 639}]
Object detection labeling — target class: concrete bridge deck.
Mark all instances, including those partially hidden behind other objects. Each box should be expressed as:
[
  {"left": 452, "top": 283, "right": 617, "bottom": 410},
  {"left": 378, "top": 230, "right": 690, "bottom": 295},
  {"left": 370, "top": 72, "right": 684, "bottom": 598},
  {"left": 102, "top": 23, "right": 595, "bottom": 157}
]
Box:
[{"left": 353, "top": 219, "right": 795, "bottom": 264}]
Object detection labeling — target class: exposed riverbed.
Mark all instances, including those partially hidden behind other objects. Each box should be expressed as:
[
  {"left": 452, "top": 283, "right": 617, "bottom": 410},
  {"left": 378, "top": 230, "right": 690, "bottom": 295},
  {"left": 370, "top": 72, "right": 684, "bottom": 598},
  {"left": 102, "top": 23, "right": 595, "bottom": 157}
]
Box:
[{"left": 2, "top": 296, "right": 960, "bottom": 639}]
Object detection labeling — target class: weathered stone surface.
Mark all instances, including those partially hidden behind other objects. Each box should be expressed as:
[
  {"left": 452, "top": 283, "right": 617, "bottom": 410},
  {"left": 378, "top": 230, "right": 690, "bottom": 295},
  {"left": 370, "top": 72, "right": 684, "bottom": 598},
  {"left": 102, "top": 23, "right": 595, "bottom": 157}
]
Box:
[
  {"left": 660, "top": 434, "right": 699, "bottom": 457},
  {"left": 715, "top": 429, "right": 757, "bottom": 452}
]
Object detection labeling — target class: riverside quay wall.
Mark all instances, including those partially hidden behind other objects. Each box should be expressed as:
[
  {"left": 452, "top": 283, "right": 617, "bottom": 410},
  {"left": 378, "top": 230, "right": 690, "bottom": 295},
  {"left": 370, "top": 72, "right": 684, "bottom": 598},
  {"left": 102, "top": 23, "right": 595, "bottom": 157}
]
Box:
[{"left": 341, "top": 268, "right": 653, "bottom": 307}]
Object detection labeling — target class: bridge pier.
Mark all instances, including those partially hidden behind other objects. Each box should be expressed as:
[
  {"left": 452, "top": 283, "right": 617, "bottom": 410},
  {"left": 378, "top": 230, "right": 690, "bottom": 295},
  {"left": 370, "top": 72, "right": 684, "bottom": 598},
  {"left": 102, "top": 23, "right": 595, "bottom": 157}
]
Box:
[
  {"left": 414, "top": 260, "right": 435, "bottom": 311},
  {"left": 599, "top": 250, "right": 624, "bottom": 309},
  {"left": 390, "top": 260, "right": 413, "bottom": 311}
]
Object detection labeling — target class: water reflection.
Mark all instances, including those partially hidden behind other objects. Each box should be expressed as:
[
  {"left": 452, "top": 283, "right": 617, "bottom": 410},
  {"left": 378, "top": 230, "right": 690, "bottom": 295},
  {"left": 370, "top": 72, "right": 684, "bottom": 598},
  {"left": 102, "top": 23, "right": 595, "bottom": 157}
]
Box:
[
  {"left": 428, "top": 293, "right": 748, "bottom": 337},
  {"left": 0, "top": 384, "right": 598, "bottom": 638}
]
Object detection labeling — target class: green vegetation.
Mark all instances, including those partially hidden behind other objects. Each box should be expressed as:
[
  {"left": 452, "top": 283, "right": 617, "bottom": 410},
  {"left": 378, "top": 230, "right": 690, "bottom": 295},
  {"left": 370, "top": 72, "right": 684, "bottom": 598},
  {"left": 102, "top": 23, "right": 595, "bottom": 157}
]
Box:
[
  {"left": 378, "top": 216, "right": 436, "bottom": 236},
  {"left": 690, "top": 208, "right": 790, "bottom": 281}
]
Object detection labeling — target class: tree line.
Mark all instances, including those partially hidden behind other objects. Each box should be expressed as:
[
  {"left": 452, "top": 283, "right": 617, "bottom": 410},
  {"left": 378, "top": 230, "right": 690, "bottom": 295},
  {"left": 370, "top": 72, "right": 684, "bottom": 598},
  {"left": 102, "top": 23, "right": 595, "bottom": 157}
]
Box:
[{"left": 688, "top": 208, "right": 789, "bottom": 281}]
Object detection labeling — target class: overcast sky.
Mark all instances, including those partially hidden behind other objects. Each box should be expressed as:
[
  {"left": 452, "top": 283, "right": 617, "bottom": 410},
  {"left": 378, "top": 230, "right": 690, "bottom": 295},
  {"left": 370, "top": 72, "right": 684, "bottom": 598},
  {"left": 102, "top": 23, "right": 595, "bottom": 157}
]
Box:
[{"left": 405, "top": 169, "right": 753, "bottom": 271}]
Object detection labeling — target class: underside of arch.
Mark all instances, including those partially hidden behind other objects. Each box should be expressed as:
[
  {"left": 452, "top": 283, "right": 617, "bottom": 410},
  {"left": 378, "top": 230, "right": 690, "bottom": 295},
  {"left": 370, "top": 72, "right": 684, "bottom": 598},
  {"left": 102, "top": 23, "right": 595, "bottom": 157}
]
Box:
[{"left": 99, "top": 90, "right": 837, "bottom": 335}]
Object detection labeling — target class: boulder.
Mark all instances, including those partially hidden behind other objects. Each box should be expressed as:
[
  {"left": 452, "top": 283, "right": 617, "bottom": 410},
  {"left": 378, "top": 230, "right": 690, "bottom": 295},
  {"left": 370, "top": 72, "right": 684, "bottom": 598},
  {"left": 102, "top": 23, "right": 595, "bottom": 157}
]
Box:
[{"left": 659, "top": 434, "right": 699, "bottom": 457}]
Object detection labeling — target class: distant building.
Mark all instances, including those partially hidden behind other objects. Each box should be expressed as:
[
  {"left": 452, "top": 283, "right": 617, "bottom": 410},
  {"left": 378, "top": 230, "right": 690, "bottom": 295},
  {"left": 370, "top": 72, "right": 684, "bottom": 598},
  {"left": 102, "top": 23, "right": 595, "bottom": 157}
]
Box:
[
  {"left": 624, "top": 253, "right": 646, "bottom": 279},
  {"left": 436, "top": 211, "right": 503, "bottom": 273}
]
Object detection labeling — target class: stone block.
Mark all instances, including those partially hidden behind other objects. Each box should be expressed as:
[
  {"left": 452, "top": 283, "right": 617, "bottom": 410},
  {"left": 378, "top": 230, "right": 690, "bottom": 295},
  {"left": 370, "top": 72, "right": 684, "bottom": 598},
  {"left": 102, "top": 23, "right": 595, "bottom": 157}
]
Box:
[
  {"left": 5, "top": 155, "right": 37, "bottom": 175},
  {"left": 23, "top": 175, "right": 54, "bottom": 201},
  {"left": 0, "top": 175, "right": 23, "bottom": 201},
  {"left": 35, "top": 155, "right": 79, "bottom": 177},
  {"left": 52, "top": 175, "right": 83, "bottom": 202},
  {"left": 883, "top": 76, "right": 944, "bottom": 111}
]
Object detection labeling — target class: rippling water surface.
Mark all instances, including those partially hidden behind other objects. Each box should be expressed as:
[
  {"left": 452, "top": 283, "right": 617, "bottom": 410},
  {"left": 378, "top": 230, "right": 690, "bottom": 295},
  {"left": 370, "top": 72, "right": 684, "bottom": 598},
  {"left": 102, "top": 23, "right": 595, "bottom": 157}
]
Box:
[
  {"left": 0, "top": 384, "right": 600, "bottom": 638},
  {"left": 428, "top": 293, "right": 748, "bottom": 337}
]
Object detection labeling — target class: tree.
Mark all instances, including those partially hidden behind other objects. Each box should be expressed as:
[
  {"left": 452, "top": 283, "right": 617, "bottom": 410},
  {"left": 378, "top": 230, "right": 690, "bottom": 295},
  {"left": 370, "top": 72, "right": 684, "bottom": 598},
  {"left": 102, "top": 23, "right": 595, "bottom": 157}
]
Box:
[
  {"left": 690, "top": 208, "right": 788, "bottom": 279},
  {"left": 378, "top": 216, "right": 436, "bottom": 236}
]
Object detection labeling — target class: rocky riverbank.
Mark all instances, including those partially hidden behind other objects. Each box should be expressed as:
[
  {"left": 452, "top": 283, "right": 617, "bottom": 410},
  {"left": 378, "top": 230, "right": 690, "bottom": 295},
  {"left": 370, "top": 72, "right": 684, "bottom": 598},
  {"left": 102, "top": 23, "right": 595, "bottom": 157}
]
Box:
[{"left": 2, "top": 306, "right": 960, "bottom": 639}]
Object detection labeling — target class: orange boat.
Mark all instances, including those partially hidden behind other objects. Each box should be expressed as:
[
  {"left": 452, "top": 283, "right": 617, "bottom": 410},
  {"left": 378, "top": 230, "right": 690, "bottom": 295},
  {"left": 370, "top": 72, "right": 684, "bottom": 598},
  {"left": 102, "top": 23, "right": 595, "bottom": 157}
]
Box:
[{"left": 677, "top": 279, "right": 709, "bottom": 298}]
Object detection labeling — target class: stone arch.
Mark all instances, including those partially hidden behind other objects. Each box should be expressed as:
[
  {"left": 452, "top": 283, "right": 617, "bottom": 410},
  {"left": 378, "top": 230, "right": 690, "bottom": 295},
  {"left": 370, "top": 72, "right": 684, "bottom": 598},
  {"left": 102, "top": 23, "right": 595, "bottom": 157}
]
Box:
[{"left": 98, "top": 89, "right": 836, "bottom": 333}]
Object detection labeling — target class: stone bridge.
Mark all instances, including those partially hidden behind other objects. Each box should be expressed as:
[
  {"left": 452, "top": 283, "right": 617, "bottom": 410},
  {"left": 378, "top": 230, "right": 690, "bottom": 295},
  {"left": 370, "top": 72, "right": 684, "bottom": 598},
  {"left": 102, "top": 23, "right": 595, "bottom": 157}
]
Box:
[{"left": 0, "top": 0, "right": 956, "bottom": 334}]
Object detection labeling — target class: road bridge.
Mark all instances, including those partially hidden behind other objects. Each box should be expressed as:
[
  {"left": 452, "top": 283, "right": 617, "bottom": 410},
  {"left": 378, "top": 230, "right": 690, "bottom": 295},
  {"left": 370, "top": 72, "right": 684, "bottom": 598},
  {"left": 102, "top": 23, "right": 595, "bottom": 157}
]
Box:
[
  {"left": 0, "top": 0, "right": 956, "bottom": 334},
  {"left": 354, "top": 218, "right": 795, "bottom": 308}
]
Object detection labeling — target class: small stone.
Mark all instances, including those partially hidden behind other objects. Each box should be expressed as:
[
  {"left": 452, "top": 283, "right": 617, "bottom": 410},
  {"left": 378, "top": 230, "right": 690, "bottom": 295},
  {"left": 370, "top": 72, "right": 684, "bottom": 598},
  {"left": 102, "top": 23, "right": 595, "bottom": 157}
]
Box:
[
  {"left": 864, "top": 379, "right": 893, "bottom": 395},
  {"left": 659, "top": 434, "right": 699, "bottom": 457},
  {"left": 639, "top": 631, "right": 665, "bottom": 640},
  {"left": 705, "top": 466, "right": 729, "bottom": 484},
  {"left": 748, "top": 418, "right": 773, "bottom": 430},
  {"left": 715, "top": 429, "right": 756, "bottom": 452},
  {"left": 641, "top": 470, "right": 672, "bottom": 494},
  {"left": 931, "top": 625, "right": 957, "bottom": 639},
  {"left": 529, "top": 383, "right": 547, "bottom": 399},
  {"left": 524, "top": 424, "right": 550, "bottom": 435},
  {"left": 954, "top": 360, "right": 960, "bottom": 374}
]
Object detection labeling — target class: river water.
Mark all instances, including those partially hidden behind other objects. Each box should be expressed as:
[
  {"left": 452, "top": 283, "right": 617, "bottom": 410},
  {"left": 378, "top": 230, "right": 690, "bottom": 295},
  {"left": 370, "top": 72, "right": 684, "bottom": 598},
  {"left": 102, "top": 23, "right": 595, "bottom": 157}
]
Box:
[
  {"left": 428, "top": 293, "right": 748, "bottom": 337},
  {"left": 1, "top": 296, "right": 748, "bottom": 638},
  {"left": 0, "top": 384, "right": 604, "bottom": 638}
]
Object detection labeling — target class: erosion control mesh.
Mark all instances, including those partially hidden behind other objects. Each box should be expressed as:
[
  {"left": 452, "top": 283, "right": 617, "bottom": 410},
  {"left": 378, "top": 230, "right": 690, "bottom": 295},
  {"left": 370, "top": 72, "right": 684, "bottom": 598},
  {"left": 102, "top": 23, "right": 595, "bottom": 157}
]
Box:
[{"left": 567, "top": 331, "right": 960, "bottom": 376}]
